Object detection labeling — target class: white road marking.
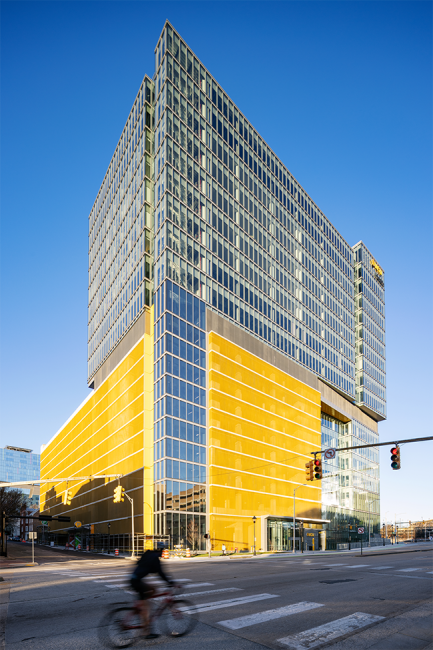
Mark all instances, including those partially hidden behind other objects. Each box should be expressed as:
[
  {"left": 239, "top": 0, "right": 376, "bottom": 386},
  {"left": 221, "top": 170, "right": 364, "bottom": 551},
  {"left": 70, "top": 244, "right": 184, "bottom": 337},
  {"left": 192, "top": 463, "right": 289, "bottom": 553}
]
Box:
[
  {"left": 371, "top": 566, "right": 394, "bottom": 571},
  {"left": 219, "top": 601, "right": 324, "bottom": 630},
  {"left": 180, "top": 593, "right": 279, "bottom": 613},
  {"left": 397, "top": 568, "right": 420, "bottom": 572},
  {"left": 277, "top": 612, "right": 385, "bottom": 648},
  {"left": 177, "top": 588, "right": 242, "bottom": 597},
  {"left": 345, "top": 565, "right": 370, "bottom": 568},
  {"left": 427, "top": 572, "right": 433, "bottom": 574},
  {"left": 184, "top": 582, "right": 214, "bottom": 588},
  {"left": 94, "top": 578, "right": 127, "bottom": 583}
]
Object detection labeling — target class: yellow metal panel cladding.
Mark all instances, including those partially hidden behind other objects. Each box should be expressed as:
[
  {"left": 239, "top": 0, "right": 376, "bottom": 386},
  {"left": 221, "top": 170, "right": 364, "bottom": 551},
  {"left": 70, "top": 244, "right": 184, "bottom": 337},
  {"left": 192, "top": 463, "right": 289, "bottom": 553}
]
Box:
[
  {"left": 40, "top": 308, "right": 154, "bottom": 535},
  {"left": 208, "top": 332, "right": 322, "bottom": 551}
]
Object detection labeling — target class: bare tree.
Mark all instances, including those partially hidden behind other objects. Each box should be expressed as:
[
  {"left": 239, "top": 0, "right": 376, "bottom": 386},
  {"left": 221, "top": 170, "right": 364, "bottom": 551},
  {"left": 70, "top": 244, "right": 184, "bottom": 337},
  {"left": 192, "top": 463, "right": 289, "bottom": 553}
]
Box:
[{"left": 0, "top": 488, "right": 27, "bottom": 525}]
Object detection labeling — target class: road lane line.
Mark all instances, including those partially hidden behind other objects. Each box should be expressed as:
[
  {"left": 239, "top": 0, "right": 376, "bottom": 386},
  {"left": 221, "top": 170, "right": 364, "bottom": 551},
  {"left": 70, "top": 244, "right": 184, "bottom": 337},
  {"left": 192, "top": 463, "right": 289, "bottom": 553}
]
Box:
[
  {"left": 184, "top": 582, "right": 214, "bottom": 588},
  {"left": 277, "top": 612, "right": 385, "bottom": 648},
  {"left": 180, "top": 593, "right": 278, "bottom": 613},
  {"left": 397, "top": 568, "right": 420, "bottom": 572},
  {"left": 218, "top": 601, "right": 324, "bottom": 630}
]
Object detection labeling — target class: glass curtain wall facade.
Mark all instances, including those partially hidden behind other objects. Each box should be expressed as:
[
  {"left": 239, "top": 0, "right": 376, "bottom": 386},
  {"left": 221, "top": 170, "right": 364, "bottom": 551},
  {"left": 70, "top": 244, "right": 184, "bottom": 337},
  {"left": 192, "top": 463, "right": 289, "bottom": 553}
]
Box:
[
  {"left": 321, "top": 414, "right": 380, "bottom": 533},
  {"left": 353, "top": 242, "right": 386, "bottom": 418},
  {"left": 87, "top": 77, "right": 155, "bottom": 383},
  {"left": 0, "top": 446, "right": 40, "bottom": 506},
  {"left": 155, "top": 23, "right": 356, "bottom": 401}
]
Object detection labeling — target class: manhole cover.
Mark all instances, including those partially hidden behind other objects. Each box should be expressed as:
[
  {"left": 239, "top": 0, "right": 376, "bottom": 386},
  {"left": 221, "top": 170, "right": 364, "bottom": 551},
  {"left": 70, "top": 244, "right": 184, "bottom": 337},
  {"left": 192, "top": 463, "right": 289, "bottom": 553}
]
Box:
[{"left": 320, "top": 579, "right": 357, "bottom": 584}]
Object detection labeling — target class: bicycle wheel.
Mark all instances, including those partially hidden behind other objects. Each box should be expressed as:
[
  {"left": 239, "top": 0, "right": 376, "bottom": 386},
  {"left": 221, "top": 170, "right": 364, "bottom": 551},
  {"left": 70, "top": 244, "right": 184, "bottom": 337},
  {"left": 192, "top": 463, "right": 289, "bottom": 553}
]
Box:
[
  {"left": 99, "top": 607, "right": 140, "bottom": 648},
  {"left": 159, "top": 599, "right": 198, "bottom": 637}
]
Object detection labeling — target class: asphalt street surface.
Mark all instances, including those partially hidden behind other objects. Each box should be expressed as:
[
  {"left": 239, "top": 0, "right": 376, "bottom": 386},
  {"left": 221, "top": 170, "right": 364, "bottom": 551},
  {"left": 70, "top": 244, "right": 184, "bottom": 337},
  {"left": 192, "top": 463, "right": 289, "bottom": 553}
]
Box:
[{"left": 1, "top": 542, "right": 432, "bottom": 650}]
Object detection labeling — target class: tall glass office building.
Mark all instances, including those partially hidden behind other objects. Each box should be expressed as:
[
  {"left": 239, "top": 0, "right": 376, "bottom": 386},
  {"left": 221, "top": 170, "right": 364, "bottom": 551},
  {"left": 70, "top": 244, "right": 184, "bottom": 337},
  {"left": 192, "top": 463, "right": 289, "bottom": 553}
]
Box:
[
  {"left": 0, "top": 446, "right": 40, "bottom": 506},
  {"left": 41, "top": 21, "right": 385, "bottom": 551}
]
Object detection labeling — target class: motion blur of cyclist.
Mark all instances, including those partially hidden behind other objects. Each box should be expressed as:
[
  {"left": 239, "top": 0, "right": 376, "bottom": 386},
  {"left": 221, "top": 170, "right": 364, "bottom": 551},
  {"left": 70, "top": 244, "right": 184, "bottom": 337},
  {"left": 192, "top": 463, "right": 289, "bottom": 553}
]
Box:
[{"left": 130, "top": 548, "right": 173, "bottom": 639}]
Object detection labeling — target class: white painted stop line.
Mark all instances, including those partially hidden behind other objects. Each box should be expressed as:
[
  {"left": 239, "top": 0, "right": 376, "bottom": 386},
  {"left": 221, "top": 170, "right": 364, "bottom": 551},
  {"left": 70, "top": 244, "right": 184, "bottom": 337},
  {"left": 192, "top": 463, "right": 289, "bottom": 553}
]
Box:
[
  {"left": 218, "top": 601, "right": 324, "bottom": 630},
  {"left": 277, "top": 612, "right": 385, "bottom": 648},
  {"left": 179, "top": 593, "right": 278, "bottom": 613}
]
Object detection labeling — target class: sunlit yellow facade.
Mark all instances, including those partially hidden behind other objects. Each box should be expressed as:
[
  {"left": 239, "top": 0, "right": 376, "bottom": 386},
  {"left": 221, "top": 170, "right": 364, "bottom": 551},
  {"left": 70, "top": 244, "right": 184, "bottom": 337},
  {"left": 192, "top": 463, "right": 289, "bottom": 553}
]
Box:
[
  {"left": 208, "top": 331, "right": 322, "bottom": 551},
  {"left": 40, "top": 310, "right": 154, "bottom": 535}
]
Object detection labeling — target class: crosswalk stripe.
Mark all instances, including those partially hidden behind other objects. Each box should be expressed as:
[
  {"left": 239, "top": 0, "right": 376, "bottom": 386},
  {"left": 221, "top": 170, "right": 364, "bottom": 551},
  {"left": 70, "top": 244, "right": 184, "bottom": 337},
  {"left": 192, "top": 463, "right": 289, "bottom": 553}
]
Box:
[
  {"left": 218, "top": 601, "right": 324, "bottom": 630},
  {"left": 397, "top": 568, "right": 420, "bottom": 572},
  {"left": 277, "top": 612, "right": 385, "bottom": 648},
  {"left": 178, "top": 588, "right": 241, "bottom": 597},
  {"left": 345, "top": 565, "right": 370, "bottom": 568},
  {"left": 94, "top": 578, "right": 126, "bottom": 583},
  {"left": 184, "top": 582, "right": 214, "bottom": 588},
  {"left": 369, "top": 566, "right": 393, "bottom": 570},
  {"left": 179, "top": 593, "right": 278, "bottom": 613}
]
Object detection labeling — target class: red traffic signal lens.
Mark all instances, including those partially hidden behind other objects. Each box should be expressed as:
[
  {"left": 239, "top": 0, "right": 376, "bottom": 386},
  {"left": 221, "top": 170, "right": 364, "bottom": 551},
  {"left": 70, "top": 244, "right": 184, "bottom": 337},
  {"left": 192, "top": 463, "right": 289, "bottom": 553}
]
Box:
[
  {"left": 390, "top": 447, "right": 398, "bottom": 455},
  {"left": 314, "top": 459, "right": 321, "bottom": 466}
]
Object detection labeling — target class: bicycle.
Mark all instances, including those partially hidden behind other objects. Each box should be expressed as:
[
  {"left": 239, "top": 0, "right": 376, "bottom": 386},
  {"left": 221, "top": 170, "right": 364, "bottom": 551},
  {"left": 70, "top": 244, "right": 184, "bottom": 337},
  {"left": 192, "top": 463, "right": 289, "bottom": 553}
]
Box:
[{"left": 99, "top": 584, "right": 198, "bottom": 647}]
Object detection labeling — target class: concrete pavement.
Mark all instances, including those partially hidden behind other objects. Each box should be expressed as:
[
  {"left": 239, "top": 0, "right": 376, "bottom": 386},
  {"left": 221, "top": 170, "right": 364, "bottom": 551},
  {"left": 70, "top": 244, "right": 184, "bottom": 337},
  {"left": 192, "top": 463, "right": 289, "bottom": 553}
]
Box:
[{"left": 1, "top": 542, "right": 432, "bottom": 649}]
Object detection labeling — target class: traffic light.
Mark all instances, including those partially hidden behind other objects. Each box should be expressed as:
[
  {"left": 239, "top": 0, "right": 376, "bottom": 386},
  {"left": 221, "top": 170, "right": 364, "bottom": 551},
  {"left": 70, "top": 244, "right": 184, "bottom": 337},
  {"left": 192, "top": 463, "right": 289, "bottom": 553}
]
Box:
[
  {"left": 64, "top": 489, "right": 72, "bottom": 505},
  {"left": 305, "top": 460, "right": 314, "bottom": 481},
  {"left": 113, "top": 486, "right": 125, "bottom": 503},
  {"left": 313, "top": 458, "right": 322, "bottom": 480},
  {"left": 390, "top": 446, "right": 401, "bottom": 470},
  {"left": 204, "top": 533, "right": 210, "bottom": 539}
]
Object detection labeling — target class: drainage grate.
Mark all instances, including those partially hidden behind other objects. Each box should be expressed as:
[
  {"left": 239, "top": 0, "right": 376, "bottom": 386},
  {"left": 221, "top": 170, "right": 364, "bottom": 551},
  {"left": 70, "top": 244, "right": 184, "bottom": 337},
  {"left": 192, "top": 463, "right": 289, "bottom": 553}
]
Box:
[{"left": 320, "top": 579, "right": 357, "bottom": 584}]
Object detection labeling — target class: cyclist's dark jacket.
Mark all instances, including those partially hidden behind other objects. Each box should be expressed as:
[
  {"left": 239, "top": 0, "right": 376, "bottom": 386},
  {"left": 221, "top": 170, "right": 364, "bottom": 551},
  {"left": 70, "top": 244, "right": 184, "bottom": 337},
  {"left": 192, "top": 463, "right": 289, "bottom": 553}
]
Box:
[{"left": 132, "top": 550, "right": 170, "bottom": 583}]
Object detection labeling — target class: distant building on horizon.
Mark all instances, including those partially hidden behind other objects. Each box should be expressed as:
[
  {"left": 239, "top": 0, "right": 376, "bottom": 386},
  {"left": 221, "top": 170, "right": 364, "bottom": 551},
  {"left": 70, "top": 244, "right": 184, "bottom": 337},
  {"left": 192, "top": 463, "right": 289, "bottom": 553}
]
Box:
[
  {"left": 0, "top": 445, "right": 40, "bottom": 507},
  {"left": 40, "top": 21, "right": 385, "bottom": 552}
]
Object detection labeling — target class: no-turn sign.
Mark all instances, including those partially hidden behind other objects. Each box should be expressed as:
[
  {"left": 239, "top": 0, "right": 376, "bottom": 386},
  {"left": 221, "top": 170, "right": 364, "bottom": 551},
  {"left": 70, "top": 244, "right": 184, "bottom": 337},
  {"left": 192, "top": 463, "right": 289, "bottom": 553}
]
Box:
[
  {"left": 358, "top": 527, "right": 365, "bottom": 534},
  {"left": 324, "top": 448, "right": 336, "bottom": 459}
]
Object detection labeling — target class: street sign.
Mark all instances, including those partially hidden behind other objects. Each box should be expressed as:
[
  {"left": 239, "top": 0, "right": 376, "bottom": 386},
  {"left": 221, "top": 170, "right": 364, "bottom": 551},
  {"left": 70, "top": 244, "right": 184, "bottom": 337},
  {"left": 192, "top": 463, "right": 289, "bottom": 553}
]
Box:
[
  {"left": 324, "top": 448, "right": 336, "bottom": 459},
  {"left": 358, "top": 527, "right": 365, "bottom": 534},
  {"left": 28, "top": 532, "right": 37, "bottom": 539},
  {"left": 74, "top": 521, "right": 82, "bottom": 528}
]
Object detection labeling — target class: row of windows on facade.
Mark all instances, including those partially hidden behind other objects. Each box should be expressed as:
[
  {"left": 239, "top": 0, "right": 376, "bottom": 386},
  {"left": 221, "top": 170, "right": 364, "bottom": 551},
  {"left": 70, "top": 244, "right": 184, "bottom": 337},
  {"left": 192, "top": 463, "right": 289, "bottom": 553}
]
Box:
[
  {"left": 90, "top": 78, "right": 154, "bottom": 237},
  {"left": 154, "top": 395, "right": 206, "bottom": 427},
  {"left": 89, "top": 242, "right": 152, "bottom": 338},
  {"left": 163, "top": 194, "right": 354, "bottom": 334},
  {"left": 154, "top": 480, "right": 206, "bottom": 514},
  {"left": 154, "top": 417, "right": 205, "bottom": 445},
  {"left": 153, "top": 511, "right": 207, "bottom": 548},
  {"left": 159, "top": 107, "right": 352, "bottom": 289},
  {"left": 160, "top": 203, "right": 355, "bottom": 367},
  {"left": 160, "top": 27, "right": 351, "bottom": 268},
  {"left": 155, "top": 354, "right": 206, "bottom": 389},
  {"left": 89, "top": 156, "right": 153, "bottom": 292},
  {"left": 90, "top": 123, "right": 154, "bottom": 268},
  {"left": 160, "top": 192, "right": 354, "bottom": 351},
  {"left": 159, "top": 100, "right": 353, "bottom": 288},
  {"left": 88, "top": 274, "right": 151, "bottom": 361},
  {"left": 88, "top": 283, "right": 150, "bottom": 379},
  {"left": 154, "top": 458, "right": 206, "bottom": 485},
  {"left": 161, "top": 263, "right": 355, "bottom": 396}
]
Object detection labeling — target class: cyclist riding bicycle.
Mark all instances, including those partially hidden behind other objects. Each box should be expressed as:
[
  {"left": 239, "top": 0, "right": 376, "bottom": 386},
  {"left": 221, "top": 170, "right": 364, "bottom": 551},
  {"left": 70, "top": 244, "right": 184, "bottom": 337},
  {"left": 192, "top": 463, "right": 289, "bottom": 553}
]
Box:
[{"left": 130, "top": 548, "right": 173, "bottom": 639}]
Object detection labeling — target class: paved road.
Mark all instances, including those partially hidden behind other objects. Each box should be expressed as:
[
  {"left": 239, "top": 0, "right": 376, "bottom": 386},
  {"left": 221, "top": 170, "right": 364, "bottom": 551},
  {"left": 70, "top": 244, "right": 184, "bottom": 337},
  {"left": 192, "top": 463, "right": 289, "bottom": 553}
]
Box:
[{"left": 1, "top": 542, "right": 432, "bottom": 649}]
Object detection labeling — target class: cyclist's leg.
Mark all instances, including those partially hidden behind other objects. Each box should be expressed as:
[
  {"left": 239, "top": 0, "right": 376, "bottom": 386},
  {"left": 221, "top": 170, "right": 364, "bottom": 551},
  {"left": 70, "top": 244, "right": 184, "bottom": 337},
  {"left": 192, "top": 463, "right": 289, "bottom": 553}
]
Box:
[{"left": 130, "top": 578, "right": 156, "bottom": 637}]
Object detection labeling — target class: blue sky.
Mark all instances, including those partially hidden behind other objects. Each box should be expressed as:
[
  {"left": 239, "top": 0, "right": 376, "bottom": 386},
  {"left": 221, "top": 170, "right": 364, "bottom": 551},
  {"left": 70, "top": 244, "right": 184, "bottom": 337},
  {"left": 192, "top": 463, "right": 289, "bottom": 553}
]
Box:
[{"left": 1, "top": 1, "right": 431, "bottom": 524}]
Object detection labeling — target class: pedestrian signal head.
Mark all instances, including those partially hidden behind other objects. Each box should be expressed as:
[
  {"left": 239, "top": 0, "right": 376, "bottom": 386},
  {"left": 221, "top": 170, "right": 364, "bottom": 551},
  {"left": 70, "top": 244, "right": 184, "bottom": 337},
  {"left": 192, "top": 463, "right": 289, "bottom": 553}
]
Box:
[
  {"left": 390, "top": 446, "right": 401, "bottom": 470},
  {"left": 314, "top": 458, "right": 322, "bottom": 480},
  {"left": 305, "top": 460, "right": 314, "bottom": 481}
]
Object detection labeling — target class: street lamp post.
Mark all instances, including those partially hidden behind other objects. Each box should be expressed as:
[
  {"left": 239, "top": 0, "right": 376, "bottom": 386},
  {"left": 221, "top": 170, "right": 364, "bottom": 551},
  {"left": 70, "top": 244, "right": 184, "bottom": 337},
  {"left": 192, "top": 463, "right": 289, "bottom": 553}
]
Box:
[
  {"left": 293, "top": 485, "right": 307, "bottom": 554},
  {"left": 125, "top": 494, "right": 135, "bottom": 558},
  {"left": 107, "top": 522, "right": 111, "bottom": 554},
  {"left": 252, "top": 516, "right": 257, "bottom": 556}
]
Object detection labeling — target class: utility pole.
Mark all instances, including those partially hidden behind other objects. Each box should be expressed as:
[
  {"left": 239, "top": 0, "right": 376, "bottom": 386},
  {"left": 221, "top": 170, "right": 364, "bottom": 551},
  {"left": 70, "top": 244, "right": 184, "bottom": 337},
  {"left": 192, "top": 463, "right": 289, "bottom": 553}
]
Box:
[{"left": 252, "top": 516, "right": 257, "bottom": 556}]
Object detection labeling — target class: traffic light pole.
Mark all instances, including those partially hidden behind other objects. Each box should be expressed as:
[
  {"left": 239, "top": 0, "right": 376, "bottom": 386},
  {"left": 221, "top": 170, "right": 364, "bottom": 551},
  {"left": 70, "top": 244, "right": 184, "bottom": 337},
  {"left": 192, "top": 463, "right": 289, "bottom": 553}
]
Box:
[
  {"left": 293, "top": 485, "right": 306, "bottom": 553},
  {"left": 124, "top": 494, "right": 135, "bottom": 558},
  {"left": 311, "top": 436, "right": 432, "bottom": 456}
]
